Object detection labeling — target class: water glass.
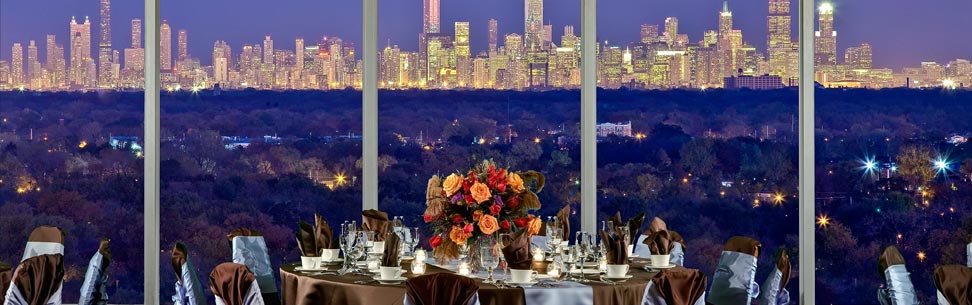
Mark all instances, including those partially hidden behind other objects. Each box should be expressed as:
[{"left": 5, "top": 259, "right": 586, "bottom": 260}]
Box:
[{"left": 480, "top": 244, "right": 500, "bottom": 284}]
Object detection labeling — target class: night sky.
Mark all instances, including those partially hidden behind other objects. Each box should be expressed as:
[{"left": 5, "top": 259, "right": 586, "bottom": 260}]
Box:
[{"left": 1, "top": 0, "right": 970, "bottom": 69}]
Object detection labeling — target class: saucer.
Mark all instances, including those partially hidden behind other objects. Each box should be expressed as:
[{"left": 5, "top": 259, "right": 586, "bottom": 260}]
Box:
[
  {"left": 321, "top": 258, "right": 344, "bottom": 265},
  {"left": 372, "top": 275, "right": 407, "bottom": 284},
  {"left": 506, "top": 280, "right": 538, "bottom": 287},
  {"left": 645, "top": 264, "right": 677, "bottom": 270},
  {"left": 628, "top": 253, "right": 640, "bottom": 258},
  {"left": 602, "top": 274, "right": 633, "bottom": 281},
  {"left": 569, "top": 268, "right": 601, "bottom": 275}
]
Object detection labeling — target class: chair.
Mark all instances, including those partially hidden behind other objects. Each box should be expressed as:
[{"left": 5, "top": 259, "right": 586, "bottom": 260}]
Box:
[
  {"left": 1, "top": 261, "right": 13, "bottom": 305},
  {"left": 78, "top": 239, "right": 111, "bottom": 305},
  {"left": 966, "top": 234, "right": 971, "bottom": 268},
  {"left": 642, "top": 268, "right": 707, "bottom": 305},
  {"left": 171, "top": 243, "right": 207, "bottom": 305},
  {"left": 404, "top": 273, "right": 480, "bottom": 305},
  {"left": 209, "top": 263, "right": 265, "bottom": 305},
  {"left": 3, "top": 254, "right": 64, "bottom": 305},
  {"left": 227, "top": 229, "right": 280, "bottom": 305},
  {"left": 21, "top": 227, "right": 65, "bottom": 262},
  {"left": 706, "top": 236, "right": 761, "bottom": 305},
  {"left": 876, "top": 246, "right": 918, "bottom": 305},
  {"left": 932, "top": 265, "right": 971, "bottom": 305},
  {"left": 757, "top": 248, "right": 791, "bottom": 305},
  {"left": 634, "top": 218, "right": 686, "bottom": 266}
]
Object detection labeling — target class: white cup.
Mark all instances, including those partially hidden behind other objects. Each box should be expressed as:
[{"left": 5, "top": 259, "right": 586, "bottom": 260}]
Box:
[
  {"left": 606, "top": 264, "right": 629, "bottom": 278},
  {"left": 372, "top": 241, "right": 385, "bottom": 253},
  {"left": 651, "top": 254, "right": 671, "bottom": 267},
  {"left": 320, "top": 249, "right": 340, "bottom": 261},
  {"left": 300, "top": 256, "right": 320, "bottom": 269},
  {"left": 379, "top": 266, "right": 403, "bottom": 280},
  {"left": 510, "top": 269, "right": 538, "bottom": 283}
]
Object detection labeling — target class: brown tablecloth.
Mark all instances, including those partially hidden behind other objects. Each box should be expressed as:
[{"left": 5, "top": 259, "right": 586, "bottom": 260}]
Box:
[{"left": 280, "top": 259, "right": 660, "bottom": 305}]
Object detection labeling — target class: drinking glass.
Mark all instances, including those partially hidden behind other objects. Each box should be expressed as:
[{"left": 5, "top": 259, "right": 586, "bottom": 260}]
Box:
[
  {"left": 498, "top": 233, "right": 513, "bottom": 280},
  {"left": 547, "top": 227, "right": 562, "bottom": 253},
  {"left": 575, "top": 231, "right": 594, "bottom": 282},
  {"left": 480, "top": 244, "right": 500, "bottom": 284},
  {"left": 561, "top": 246, "right": 576, "bottom": 281},
  {"left": 407, "top": 227, "right": 420, "bottom": 257}
]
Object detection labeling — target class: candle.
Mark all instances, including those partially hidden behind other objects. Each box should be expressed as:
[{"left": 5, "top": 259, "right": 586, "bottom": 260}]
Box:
[
  {"left": 532, "top": 248, "right": 545, "bottom": 261},
  {"left": 411, "top": 261, "right": 427, "bottom": 274},
  {"left": 598, "top": 257, "right": 607, "bottom": 272},
  {"left": 414, "top": 249, "right": 427, "bottom": 262},
  {"left": 546, "top": 264, "right": 560, "bottom": 277},
  {"left": 367, "top": 259, "right": 379, "bottom": 271},
  {"left": 457, "top": 262, "right": 470, "bottom": 276}
]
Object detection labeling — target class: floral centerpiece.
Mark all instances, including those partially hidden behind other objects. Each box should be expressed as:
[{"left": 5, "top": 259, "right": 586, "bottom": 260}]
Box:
[{"left": 424, "top": 160, "right": 545, "bottom": 263}]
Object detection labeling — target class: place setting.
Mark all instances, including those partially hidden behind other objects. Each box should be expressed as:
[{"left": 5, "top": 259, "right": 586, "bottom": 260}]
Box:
[{"left": 642, "top": 230, "right": 678, "bottom": 271}]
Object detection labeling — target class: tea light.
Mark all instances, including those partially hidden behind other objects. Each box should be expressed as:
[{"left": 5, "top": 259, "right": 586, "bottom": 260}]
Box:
[
  {"left": 546, "top": 264, "right": 560, "bottom": 277},
  {"left": 367, "top": 259, "right": 380, "bottom": 271},
  {"left": 411, "top": 261, "right": 427, "bottom": 274},
  {"left": 415, "top": 249, "right": 427, "bottom": 262},
  {"left": 598, "top": 257, "right": 608, "bottom": 272},
  {"left": 532, "top": 248, "right": 545, "bottom": 261},
  {"left": 457, "top": 262, "right": 471, "bottom": 276}
]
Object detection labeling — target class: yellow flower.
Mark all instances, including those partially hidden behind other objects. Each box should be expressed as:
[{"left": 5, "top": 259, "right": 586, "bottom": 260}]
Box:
[
  {"left": 526, "top": 216, "right": 542, "bottom": 236},
  {"left": 478, "top": 215, "right": 500, "bottom": 235},
  {"left": 470, "top": 181, "right": 492, "bottom": 204},
  {"left": 449, "top": 225, "right": 471, "bottom": 245},
  {"left": 507, "top": 173, "right": 525, "bottom": 193},
  {"left": 442, "top": 173, "right": 463, "bottom": 197},
  {"left": 472, "top": 210, "right": 484, "bottom": 222}
]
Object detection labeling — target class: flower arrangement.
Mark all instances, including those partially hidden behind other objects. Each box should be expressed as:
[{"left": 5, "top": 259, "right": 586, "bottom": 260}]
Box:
[{"left": 425, "top": 160, "right": 545, "bottom": 261}]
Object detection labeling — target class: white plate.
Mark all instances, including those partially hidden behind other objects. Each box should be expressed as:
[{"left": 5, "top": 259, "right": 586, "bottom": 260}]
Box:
[
  {"left": 645, "top": 264, "right": 677, "bottom": 270},
  {"left": 506, "top": 280, "right": 538, "bottom": 287},
  {"left": 372, "top": 276, "right": 407, "bottom": 284},
  {"left": 569, "top": 268, "right": 601, "bottom": 275},
  {"left": 603, "top": 275, "right": 634, "bottom": 280}
]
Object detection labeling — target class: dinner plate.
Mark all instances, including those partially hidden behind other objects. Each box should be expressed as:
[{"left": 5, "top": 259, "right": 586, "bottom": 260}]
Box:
[
  {"left": 372, "top": 276, "right": 407, "bottom": 284},
  {"left": 568, "top": 268, "right": 601, "bottom": 275},
  {"left": 645, "top": 264, "right": 677, "bottom": 270},
  {"left": 602, "top": 274, "right": 633, "bottom": 281},
  {"left": 321, "top": 258, "right": 344, "bottom": 265},
  {"left": 506, "top": 280, "right": 538, "bottom": 287}
]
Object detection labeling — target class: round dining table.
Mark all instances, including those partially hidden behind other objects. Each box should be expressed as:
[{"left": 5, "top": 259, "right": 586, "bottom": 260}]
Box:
[{"left": 280, "top": 259, "right": 663, "bottom": 305}]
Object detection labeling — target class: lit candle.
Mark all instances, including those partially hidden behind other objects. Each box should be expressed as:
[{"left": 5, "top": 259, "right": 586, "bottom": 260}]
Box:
[
  {"left": 367, "top": 259, "right": 380, "bottom": 271},
  {"left": 598, "top": 257, "right": 607, "bottom": 272},
  {"left": 546, "top": 264, "right": 560, "bottom": 277},
  {"left": 411, "top": 262, "right": 426, "bottom": 274},
  {"left": 415, "top": 249, "right": 427, "bottom": 262},
  {"left": 532, "top": 248, "right": 545, "bottom": 261},
  {"left": 458, "top": 262, "right": 470, "bottom": 276}
]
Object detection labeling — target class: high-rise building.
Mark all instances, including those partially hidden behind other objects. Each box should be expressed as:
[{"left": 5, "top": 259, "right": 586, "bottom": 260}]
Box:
[
  {"left": 131, "top": 19, "right": 142, "bottom": 48},
  {"left": 213, "top": 40, "right": 231, "bottom": 85},
  {"left": 719, "top": 1, "right": 732, "bottom": 37},
  {"left": 295, "top": 38, "right": 305, "bottom": 74},
  {"left": 455, "top": 22, "right": 470, "bottom": 58},
  {"left": 663, "top": 17, "right": 678, "bottom": 45},
  {"left": 177, "top": 29, "right": 188, "bottom": 60},
  {"left": 98, "top": 0, "right": 113, "bottom": 88},
  {"left": 26, "top": 41, "right": 39, "bottom": 84},
  {"left": 488, "top": 19, "right": 498, "bottom": 53},
  {"left": 160, "top": 20, "right": 171, "bottom": 70},
  {"left": 524, "top": 0, "right": 544, "bottom": 51},
  {"left": 845, "top": 43, "right": 872, "bottom": 69},
  {"left": 423, "top": 0, "right": 440, "bottom": 34},
  {"left": 767, "top": 0, "right": 792, "bottom": 79},
  {"left": 640, "top": 24, "right": 659, "bottom": 44},
  {"left": 815, "top": 2, "right": 837, "bottom": 66},
  {"left": 380, "top": 45, "right": 401, "bottom": 87},
  {"left": 70, "top": 16, "right": 93, "bottom": 86},
  {"left": 11, "top": 43, "right": 24, "bottom": 87},
  {"left": 46, "top": 35, "right": 67, "bottom": 88},
  {"left": 263, "top": 35, "right": 274, "bottom": 67}
]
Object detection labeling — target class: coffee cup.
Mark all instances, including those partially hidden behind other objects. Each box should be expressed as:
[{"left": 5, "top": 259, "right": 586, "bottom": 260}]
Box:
[
  {"left": 321, "top": 249, "right": 340, "bottom": 261},
  {"left": 606, "top": 264, "right": 629, "bottom": 278},
  {"left": 379, "top": 266, "right": 403, "bottom": 280},
  {"left": 300, "top": 256, "right": 320, "bottom": 269},
  {"left": 651, "top": 254, "right": 671, "bottom": 267},
  {"left": 510, "top": 269, "right": 538, "bottom": 283}
]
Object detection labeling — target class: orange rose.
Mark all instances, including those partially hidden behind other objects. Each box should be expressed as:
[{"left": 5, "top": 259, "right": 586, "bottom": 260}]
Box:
[
  {"left": 449, "top": 225, "right": 472, "bottom": 245},
  {"left": 478, "top": 215, "right": 500, "bottom": 235},
  {"left": 526, "top": 216, "right": 542, "bottom": 236},
  {"left": 442, "top": 173, "right": 463, "bottom": 197},
  {"left": 470, "top": 181, "right": 492, "bottom": 204},
  {"left": 472, "top": 210, "right": 484, "bottom": 222},
  {"left": 507, "top": 173, "right": 525, "bottom": 193}
]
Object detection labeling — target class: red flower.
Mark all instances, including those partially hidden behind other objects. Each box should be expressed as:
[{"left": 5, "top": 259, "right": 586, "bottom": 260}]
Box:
[
  {"left": 500, "top": 220, "right": 511, "bottom": 230},
  {"left": 452, "top": 215, "right": 464, "bottom": 224},
  {"left": 489, "top": 204, "right": 502, "bottom": 216},
  {"left": 424, "top": 214, "right": 433, "bottom": 223},
  {"left": 430, "top": 235, "right": 442, "bottom": 248},
  {"left": 514, "top": 217, "right": 528, "bottom": 228},
  {"left": 507, "top": 196, "right": 520, "bottom": 209},
  {"left": 464, "top": 194, "right": 476, "bottom": 205},
  {"left": 496, "top": 183, "right": 507, "bottom": 193},
  {"left": 463, "top": 223, "right": 474, "bottom": 234}
]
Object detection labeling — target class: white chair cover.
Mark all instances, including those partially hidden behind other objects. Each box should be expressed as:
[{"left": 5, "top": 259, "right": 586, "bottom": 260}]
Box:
[
  {"left": 172, "top": 260, "right": 207, "bottom": 305},
  {"left": 936, "top": 290, "right": 948, "bottom": 305},
  {"left": 78, "top": 251, "right": 109, "bottom": 305},
  {"left": 876, "top": 265, "right": 918, "bottom": 305},
  {"left": 523, "top": 281, "right": 593, "bottom": 305},
  {"left": 634, "top": 235, "right": 685, "bottom": 266},
  {"left": 214, "top": 281, "right": 265, "bottom": 305},
  {"left": 21, "top": 243, "right": 64, "bottom": 263},
  {"left": 404, "top": 292, "right": 479, "bottom": 305},
  {"left": 706, "top": 251, "right": 759, "bottom": 305},
  {"left": 757, "top": 267, "right": 789, "bottom": 305},
  {"left": 231, "top": 236, "right": 278, "bottom": 294},
  {"left": 3, "top": 283, "right": 62, "bottom": 305},
  {"left": 641, "top": 281, "right": 706, "bottom": 305},
  {"left": 966, "top": 242, "right": 971, "bottom": 268}
]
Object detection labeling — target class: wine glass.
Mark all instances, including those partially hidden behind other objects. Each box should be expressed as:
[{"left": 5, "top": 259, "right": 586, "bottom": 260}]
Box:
[
  {"left": 480, "top": 244, "right": 500, "bottom": 284},
  {"left": 575, "top": 231, "right": 594, "bottom": 282},
  {"left": 407, "top": 227, "right": 420, "bottom": 257},
  {"left": 498, "top": 233, "right": 513, "bottom": 281},
  {"left": 547, "top": 227, "right": 562, "bottom": 253},
  {"left": 561, "top": 246, "right": 576, "bottom": 281}
]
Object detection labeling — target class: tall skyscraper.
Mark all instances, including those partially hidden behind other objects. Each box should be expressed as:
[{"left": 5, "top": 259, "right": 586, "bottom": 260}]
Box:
[
  {"left": 263, "top": 35, "right": 274, "bottom": 66},
  {"left": 11, "top": 43, "right": 23, "bottom": 86},
  {"left": 26, "top": 41, "right": 39, "bottom": 83},
  {"left": 160, "top": 20, "right": 171, "bottom": 70},
  {"left": 719, "top": 1, "right": 732, "bottom": 37},
  {"left": 524, "top": 0, "right": 544, "bottom": 51},
  {"left": 98, "top": 0, "right": 113, "bottom": 88},
  {"left": 845, "top": 43, "right": 872, "bottom": 69},
  {"left": 663, "top": 17, "right": 678, "bottom": 45},
  {"left": 455, "top": 22, "right": 470, "bottom": 58},
  {"left": 640, "top": 24, "right": 659, "bottom": 44},
  {"left": 488, "top": 19, "right": 498, "bottom": 53},
  {"left": 213, "top": 40, "right": 230, "bottom": 85},
  {"left": 70, "top": 16, "right": 92, "bottom": 86},
  {"left": 815, "top": 2, "right": 837, "bottom": 66},
  {"left": 131, "top": 19, "right": 142, "bottom": 48},
  {"left": 767, "top": 0, "right": 792, "bottom": 78},
  {"left": 177, "top": 29, "right": 188, "bottom": 60},
  {"left": 295, "top": 38, "right": 305, "bottom": 72},
  {"left": 46, "top": 36, "right": 66, "bottom": 88},
  {"left": 423, "top": 0, "right": 440, "bottom": 34}
]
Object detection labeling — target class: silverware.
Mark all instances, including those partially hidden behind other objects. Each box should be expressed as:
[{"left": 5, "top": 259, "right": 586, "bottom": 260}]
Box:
[{"left": 354, "top": 279, "right": 376, "bottom": 284}]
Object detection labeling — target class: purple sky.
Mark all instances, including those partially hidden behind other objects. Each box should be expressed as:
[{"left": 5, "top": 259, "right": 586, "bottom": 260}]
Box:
[{"left": 1, "top": 0, "right": 970, "bottom": 70}]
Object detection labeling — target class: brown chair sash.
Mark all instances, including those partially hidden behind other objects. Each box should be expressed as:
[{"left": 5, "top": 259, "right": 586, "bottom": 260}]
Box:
[
  {"left": 652, "top": 268, "right": 707, "bottom": 305},
  {"left": 405, "top": 273, "right": 479, "bottom": 305},
  {"left": 1, "top": 261, "right": 13, "bottom": 305},
  {"left": 13, "top": 254, "right": 65, "bottom": 305},
  {"left": 878, "top": 246, "right": 906, "bottom": 281},
  {"left": 27, "top": 227, "right": 65, "bottom": 244},
  {"left": 723, "top": 236, "right": 761, "bottom": 258},
  {"left": 209, "top": 263, "right": 256, "bottom": 305},
  {"left": 775, "top": 248, "right": 791, "bottom": 293},
  {"left": 933, "top": 265, "right": 972, "bottom": 305},
  {"left": 172, "top": 243, "right": 189, "bottom": 284}
]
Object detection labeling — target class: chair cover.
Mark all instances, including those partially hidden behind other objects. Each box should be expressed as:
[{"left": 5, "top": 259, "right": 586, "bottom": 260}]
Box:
[
  {"left": 966, "top": 234, "right": 971, "bottom": 268},
  {"left": 210, "top": 263, "right": 265, "bottom": 305},
  {"left": 642, "top": 268, "right": 706, "bottom": 305},
  {"left": 78, "top": 239, "right": 111, "bottom": 305},
  {"left": 1, "top": 261, "right": 12, "bottom": 305},
  {"left": 634, "top": 236, "right": 685, "bottom": 266},
  {"left": 227, "top": 229, "right": 280, "bottom": 305},
  {"left": 21, "top": 227, "right": 65, "bottom": 262},
  {"left": 757, "top": 248, "right": 791, "bottom": 305},
  {"left": 706, "top": 237, "right": 761, "bottom": 305},
  {"left": 3, "top": 254, "right": 64, "bottom": 305},
  {"left": 932, "top": 265, "right": 971, "bottom": 305},
  {"left": 171, "top": 243, "right": 207, "bottom": 305},
  {"left": 876, "top": 246, "right": 918, "bottom": 305},
  {"left": 404, "top": 273, "right": 480, "bottom": 305}
]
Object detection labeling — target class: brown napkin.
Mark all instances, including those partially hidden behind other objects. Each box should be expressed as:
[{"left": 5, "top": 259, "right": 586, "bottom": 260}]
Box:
[
  {"left": 362, "top": 209, "right": 391, "bottom": 241},
  {"left": 652, "top": 267, "right": 708, "bottom": 305},
  {"left": 296, "top": 221, "right": 318, "bottom": 257},
  {"left": 878, "top": 246, "right": 906, "bottom": 281},
  {"left": 599, "top": 230, "right": 628, "bottom": 264},
  {"left": 627, "top": 212, "right": 646, "bottom": 245},
  {"left": 98, "top": 238, "right": 111, "bottom": 273},
  {"left": 501, "top": 229, "right": 533, "bottom": 269},
  {"left": 172, "top": 243, "right": 188, "bottom": 284},
  {"left": 724, "top": 236, "right": 761, "bottom": 258},
  {"left": 609, "top": 212, "right": 624, "bottom": 232},
  {"left": 315, "top": 214, "right": 338, "bottom": 250},
  {"left": 209, "top": 263, "right": 255, "bottom": 305},
  {"left": 774, "top": 248, "right": 791, "bottom": 293},
  {"left": 13, "top": 254, "right": 64, "bottom": 305},
  {"left": 933, "top": 265, "right": 972, "bottom": 305},
  {"left": 405, "top": 273, "right": 479, "bottom": 305},
  {"left": 669, "top": 231, "right": 686, "bottom": 249},
  {"left": 28, "top": 226, "right": 65, "bottom": 244},
  {"left": 1, "top": 260, "right": 13, "bottom": 305},
  {"left": 645, "top": 230, "right": 675, "bottom": 255},
  {"left": 648, "top": 217, "right": 668, "bottom": 233},
  {"left": 382, "top": 232, "right": 401, "bottom": 267},
  {"left": 556, "top": 205, "right": 571, "bottom": 240}
]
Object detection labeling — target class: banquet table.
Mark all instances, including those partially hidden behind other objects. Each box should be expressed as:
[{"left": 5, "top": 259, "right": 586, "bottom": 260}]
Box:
[{"left": 280, "top": 259, "right": 662, "bottom": 305}]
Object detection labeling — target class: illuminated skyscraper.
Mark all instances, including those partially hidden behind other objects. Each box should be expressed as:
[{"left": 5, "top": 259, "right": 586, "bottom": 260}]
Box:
[
  {"left": 423, "top": 0, "right": 440, "bottom": 34},
  {"left": 11, "top": 43, "right": 23, "bottom": 86},
  {"left": 213, "top": 40, "right": 230, "bottom": 85},
  {"left": 815, "top": 2, "right": 837, "bottom": 66},
  {"left": 295, "top": 38, "right": 304, "bottom": 73},
  {"left": 455, "top": 22, "right": 470, "bottom": 58},
  {"left": 767, "top": 0, "right": 792, "bottom": 78},
  {"left": 488, "top": 19, "right": 498, "bottom": 53},
  {"left": 70, "top": 16, "right": 93, "bottom": 85},
  {"left": 719, "top": 1, "right": 732, "bottom": 37},
  {"left": 845, "top": 43, "right": 872, "bottom": 69},
  {"left": 524, "top": 0, "right": 544, "bottom": 51},
  {"left": 263, "top": 35, "right": 274, "bottom": 67},
  {"left": 46, "top": 35, "right": 66, "bottom": 88},
  {"left": 177, "top": 29, "right": 188, "bottom": 60},
  {"left": 27, "top": 41, "right": 39, "bottom": 84},
  {"left": 640, "top": 24, "right": 659, "bottom": 44},
  {"left": 663, "top": 17, "right": 678, "bottom": 45},
  {"left": 381, "top": 45, "right": 401, "bottom": 87},
  {"left": 98, "top": 0, "right": 113, "bottom": 88},
  {"left": 160, "top": 20, "right": 171, "bottom": 70},
  {"left": 131, "top": 19, "right": 142, "bottom": 48}
]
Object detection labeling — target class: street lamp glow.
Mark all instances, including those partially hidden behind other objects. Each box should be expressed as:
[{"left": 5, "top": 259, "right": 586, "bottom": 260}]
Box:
[
  {"left": 817, "top": 214, "right": 830, "bottom": 228},
  {"left": 819, "top": 2, "right": 834, "bottom": 14},
  {"left": 942, "top": 79, "right": 957, "bottom": 90}
]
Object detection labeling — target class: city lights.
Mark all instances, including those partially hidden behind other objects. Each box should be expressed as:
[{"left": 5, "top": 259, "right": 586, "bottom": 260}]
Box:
[
  {"left": 917, "top": 251, "right": 926, "bottom": 262},
  {"left": 817, "top": 214, "right": 830, "bottom": 228},
  {"left": 773, "top": 193, "right": 785, "bottom": 205}
]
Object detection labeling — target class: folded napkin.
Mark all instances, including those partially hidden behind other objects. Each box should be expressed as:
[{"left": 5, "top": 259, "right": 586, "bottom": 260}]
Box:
[
  {"left": 381, "top": 232, "right": 401, "bottom": 267},
  {"left": 648, "top": 217, "right": 668, "bottom": 233},
  {"left": 405, "top": 273, "right": 479, "bottom": 305},
  {"left": 724, "top": 236, "right": 761, "bottom": 258},
  {"left": 98, "top": 238, "right": 112, "bottom": 273},
  {"left": 645, "top": 230, "right": 675, "bottom": 255},
  {"left": 296, "top": 221, "right": 318, "bottom": 257},
  {"left": 599, "top": 230, "right": 628, "bottom": 264},
  {"left": 209, "top": 263, "right": 255, "bottom": 305},
  {"left": 556, "top": 205, "right": 571, "bottom": 240},
  {"left": 362, "top": 209, "right": 391, "bottom": 241},
  {"left": 775, "top": 248, "right": 791, "bottom": 293},
  {"left": 878, "top": 246, "right": 906, "bottom": 281},
  {"left": 627, "top": 212, "right": 646, "bottom": 245},
  {"left": 14, "top": 254, "right": 65, "bottom": 305},
  {"left": 0, "top": 260, "right": 11, "bottom": 305},
  {"left": 314, "top": 214, "right": 338, "bottom": 250},
  {"left": 502, "top": 229, "right": 533, "bottom": 270},
  {"left": 933, "top": 265, "right": 972, "bottom": 305},
  {"left": 652, "top": 267, "right": 708, "bottom": 305}
]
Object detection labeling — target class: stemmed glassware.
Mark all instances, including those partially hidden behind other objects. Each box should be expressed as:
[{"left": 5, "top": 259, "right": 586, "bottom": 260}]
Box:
[
  {"left": 575, "top": 231, "right": 594, "bottom": 283},
  {"left": 561, "top": 246, "right": 576, "bottom": 281},
  {"left": 480, "top": 243, "right": 500, "bottom": 284},
  {"left": 339, "top": 221, "right": 357, "bottom": 274},
  {"left": 547, "top": 227, "right": 563, "bottom": 254},
  {"left": 406, "top": 227, "right": 420, "bottom": 258},
  {"left": 498, "top": 233, "right": 513, "bottom": 281}
]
